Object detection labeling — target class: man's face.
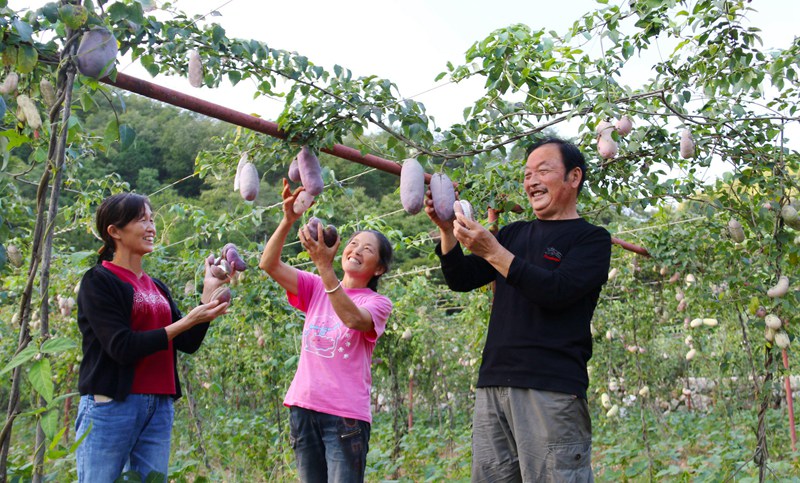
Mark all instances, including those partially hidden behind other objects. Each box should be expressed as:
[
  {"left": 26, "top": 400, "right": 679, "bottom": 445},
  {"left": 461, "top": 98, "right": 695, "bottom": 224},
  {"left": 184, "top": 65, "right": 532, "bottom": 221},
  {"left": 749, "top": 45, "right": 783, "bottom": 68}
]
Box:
[{"left": 523, "top": 143, "right": 581, "bottom": 220}]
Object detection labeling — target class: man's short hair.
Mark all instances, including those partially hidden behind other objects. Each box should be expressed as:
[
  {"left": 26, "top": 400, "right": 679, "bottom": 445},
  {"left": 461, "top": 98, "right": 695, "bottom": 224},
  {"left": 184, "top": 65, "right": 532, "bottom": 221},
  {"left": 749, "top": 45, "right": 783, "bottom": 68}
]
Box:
[{"left": 525, "top": 137, "right": 587, "bottom": 194}]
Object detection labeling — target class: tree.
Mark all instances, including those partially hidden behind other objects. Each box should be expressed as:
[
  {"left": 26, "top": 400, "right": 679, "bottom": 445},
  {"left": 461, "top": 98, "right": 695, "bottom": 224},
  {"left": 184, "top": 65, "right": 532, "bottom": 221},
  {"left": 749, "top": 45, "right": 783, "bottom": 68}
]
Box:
[{"left": 2, "top": 0, "right": 800, "bottom": 480}]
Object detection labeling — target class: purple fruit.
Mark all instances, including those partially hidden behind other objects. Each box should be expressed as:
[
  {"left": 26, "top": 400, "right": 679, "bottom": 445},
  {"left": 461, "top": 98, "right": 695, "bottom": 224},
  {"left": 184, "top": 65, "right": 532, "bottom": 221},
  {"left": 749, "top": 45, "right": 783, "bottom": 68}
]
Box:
[{"left": 76, "top": 27, "right": 118, "bottom": 79}]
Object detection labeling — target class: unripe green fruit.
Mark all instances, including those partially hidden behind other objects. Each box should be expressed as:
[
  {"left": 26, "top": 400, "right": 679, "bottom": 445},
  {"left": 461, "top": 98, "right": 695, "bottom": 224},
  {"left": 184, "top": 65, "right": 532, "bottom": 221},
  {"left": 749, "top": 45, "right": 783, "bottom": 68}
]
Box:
[
  {"left": 766, "top": 275, "right": 789, "bottom": 298},
  {"left": 58, "top": 4, "right": 89, "bottom": 29},
  {"left": 6, "top": 244, "right": 22, "bottom": 268},
  {"left": 40, "top": 78, "right": 57, "bottom": 107},
  {"left": 0, "top": 72, "right": 19, "bottom": 95},
  {"left": 727, "top": 218, "right": 745, "bottom": 243},
  {"left": 680, "top": 128, "right": 695, "bottom": 159},
  {"left": 765, "top": 314, "right": 782, "bottom": 330},
  {"left": 775, "top": 330, "right": 790, "bottom": 349},
  {"left": 16, "top": 44, "right": 38, "bottom": 75},
  {"left": 188, "top": 49, "right": 203, "bottom": 88}
]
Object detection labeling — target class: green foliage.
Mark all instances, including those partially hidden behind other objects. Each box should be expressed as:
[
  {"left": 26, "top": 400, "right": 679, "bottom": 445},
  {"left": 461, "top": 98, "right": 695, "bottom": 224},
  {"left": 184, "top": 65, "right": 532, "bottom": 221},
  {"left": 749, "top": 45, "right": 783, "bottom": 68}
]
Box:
[{"left": 3, "top": 0, "right": 800, "bottom": 480}]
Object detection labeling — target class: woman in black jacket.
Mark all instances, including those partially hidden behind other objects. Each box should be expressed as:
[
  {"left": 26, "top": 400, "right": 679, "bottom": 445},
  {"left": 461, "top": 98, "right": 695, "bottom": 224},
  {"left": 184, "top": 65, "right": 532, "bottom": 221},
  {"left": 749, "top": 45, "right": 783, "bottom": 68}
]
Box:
[{"left": 74, "top": 193, "right": 230, "bottom": 482}]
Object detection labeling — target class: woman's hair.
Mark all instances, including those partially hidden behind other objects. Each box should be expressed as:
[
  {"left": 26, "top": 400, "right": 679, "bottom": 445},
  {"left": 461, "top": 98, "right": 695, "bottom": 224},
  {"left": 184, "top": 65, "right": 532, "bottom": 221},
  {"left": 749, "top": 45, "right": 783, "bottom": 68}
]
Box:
[
  {"left": 95, "top": 193, "right": 151, "bottom": 264},
  {"left": 348, "top": 229, "right": 393, "bottom": 291}
]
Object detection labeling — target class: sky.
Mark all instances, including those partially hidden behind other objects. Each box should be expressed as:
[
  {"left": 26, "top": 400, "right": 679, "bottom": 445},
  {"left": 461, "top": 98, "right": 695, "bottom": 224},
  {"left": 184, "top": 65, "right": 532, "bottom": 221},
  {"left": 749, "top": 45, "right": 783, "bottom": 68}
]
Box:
[{"left": 9, "top": 0, "right": 800, "bottom": 139}]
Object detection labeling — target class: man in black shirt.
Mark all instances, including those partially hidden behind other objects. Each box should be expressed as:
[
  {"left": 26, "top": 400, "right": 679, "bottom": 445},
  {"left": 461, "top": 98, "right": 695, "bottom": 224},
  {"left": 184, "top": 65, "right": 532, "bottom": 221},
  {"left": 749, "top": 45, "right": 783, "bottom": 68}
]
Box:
[{"left": 426, "top": 138, "right": 611, "bottom": 482}]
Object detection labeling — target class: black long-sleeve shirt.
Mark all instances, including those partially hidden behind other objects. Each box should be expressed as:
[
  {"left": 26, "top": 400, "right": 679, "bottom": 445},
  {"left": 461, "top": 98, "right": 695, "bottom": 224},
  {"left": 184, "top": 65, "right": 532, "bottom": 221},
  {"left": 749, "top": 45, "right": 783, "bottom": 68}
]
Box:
[
  {"left": 437, "top": 218, "right": 611, "bottom": 399},
  {"left": 77, "top": 264, "right": 210, "bottom": 401}
]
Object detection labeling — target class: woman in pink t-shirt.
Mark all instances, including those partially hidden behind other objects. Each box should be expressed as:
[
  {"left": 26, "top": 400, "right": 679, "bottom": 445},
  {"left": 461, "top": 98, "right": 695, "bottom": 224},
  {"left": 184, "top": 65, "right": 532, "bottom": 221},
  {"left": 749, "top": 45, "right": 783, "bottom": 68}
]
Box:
[{"left": 259, "top": 180, "right": 394, "bottom": 483}]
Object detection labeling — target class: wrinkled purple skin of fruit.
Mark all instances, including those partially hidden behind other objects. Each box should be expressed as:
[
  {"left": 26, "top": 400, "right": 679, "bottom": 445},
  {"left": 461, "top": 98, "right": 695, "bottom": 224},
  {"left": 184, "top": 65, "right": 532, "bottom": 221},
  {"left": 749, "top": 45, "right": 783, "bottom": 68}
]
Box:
[
  {"left": 210, "top": 264, "right": 228, "bottom": 280},
  {"left": 222, "top": 243, "right": 247, "bottom": 271},
  {"left": 210, "top": 286, "right": 231, "bottom": 304}
]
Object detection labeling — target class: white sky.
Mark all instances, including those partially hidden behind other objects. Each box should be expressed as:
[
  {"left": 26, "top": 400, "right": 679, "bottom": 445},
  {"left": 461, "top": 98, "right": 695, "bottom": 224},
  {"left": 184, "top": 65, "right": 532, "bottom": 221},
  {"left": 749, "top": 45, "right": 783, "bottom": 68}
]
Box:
[{"left": 10, "top": 1, "right": 800, "bottom": 138}]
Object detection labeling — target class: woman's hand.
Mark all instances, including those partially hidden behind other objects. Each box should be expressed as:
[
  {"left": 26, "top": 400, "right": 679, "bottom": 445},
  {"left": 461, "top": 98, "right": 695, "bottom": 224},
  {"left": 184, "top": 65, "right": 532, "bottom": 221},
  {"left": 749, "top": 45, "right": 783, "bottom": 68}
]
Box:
[
  {"left": 166, "top": 296, "right": 229, "bottom": 340},
  {"left": 187, "top": 298, "right": 229, "bottom": 324},
  {"left": 201, "top": 256, "right": 236, "bottom": 303},
  {"left": 281, "top": 178, "right": 307, "bottom": 226},
  {"left": 299, "top": 222, "right": 340, "bottom": 272}
]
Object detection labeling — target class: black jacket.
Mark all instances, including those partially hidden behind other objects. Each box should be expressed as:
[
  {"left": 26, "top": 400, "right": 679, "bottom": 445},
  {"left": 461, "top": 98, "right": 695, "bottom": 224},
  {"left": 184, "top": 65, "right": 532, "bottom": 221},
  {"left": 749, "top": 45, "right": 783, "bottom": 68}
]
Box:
[
  {"left": 76, "top": 264, "right": 209, "bottom": 401},
  {"left": 438, "top": 218, "right": 611, "bottom": 399}
]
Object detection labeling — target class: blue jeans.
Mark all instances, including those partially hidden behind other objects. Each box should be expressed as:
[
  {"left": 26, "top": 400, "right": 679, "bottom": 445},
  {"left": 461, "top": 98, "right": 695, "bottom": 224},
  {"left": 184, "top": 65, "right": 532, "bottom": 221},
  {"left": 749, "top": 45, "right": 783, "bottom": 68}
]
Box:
[
  {"left": 75, "top": 394, "right": 174, "bottom": 483},
  {"left": 289, "top": 406, "right": 371, "bottom": 483}
]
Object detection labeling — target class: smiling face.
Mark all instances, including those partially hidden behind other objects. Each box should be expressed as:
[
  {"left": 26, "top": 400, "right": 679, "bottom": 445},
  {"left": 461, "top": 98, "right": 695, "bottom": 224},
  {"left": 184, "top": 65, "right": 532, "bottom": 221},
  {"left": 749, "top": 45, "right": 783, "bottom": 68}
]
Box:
[
  {"left": 523, "top": 143, "right": 582, "bottom": 220},
  {"left": 108, "top": 204, "right": 156, "bottom": 257},
  {"left": 341, "top": 231, "right": 385, "bottom": 286}
]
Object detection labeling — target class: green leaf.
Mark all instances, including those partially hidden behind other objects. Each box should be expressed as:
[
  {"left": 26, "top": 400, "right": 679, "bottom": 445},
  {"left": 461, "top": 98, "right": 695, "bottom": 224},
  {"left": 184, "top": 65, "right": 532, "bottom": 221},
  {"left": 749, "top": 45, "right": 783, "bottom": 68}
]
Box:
[
  {"left": 1, "top": 344, "right": 37, "bottom": 374},
  {"left": 40, "top": 408, "right": 58, "bottom": 440},
  {"left": 70, "top": 250, "right": 95, "bottom": 266},
  {"left": 211, "top": 24, "right": 226, "bottom": 45},
  {"left": 40, "top": 337, "right": 77, "bottom": 354},
  {"left": 29, "top": 358, "right": 54, "bottom": 403},
  {"left": 13, "top": 19, "right": 33, "bottom": 42},
  {"left": 48, "top": 426, "right": 68, "bottom": 452},
  {"left": 40, "top": 2, "right": 60, "bottom": 23},
  {"left": 0, "top": 129, "right": 32, "bottom": 151},
  {"left": 104, "top": 119, "right": 120, "bottom": 144},
  {"left": 119, "top": 124, "right": 136, "bottom": 150}
]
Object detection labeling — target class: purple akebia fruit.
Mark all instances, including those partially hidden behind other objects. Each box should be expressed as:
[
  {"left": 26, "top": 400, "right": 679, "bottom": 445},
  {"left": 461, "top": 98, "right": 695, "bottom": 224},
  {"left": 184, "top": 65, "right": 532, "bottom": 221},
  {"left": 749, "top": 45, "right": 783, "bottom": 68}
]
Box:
[
  {"left": 296, "top": 146, "right": 324, "bottom": 196},
  {"left": 322, "top": 225, "right": 338, "bottom": 248},
  {"left": 222, "top": 243, "right": 247, "bottom": 271},
  {"left": 306, "top": 217, "right": 323, "bottom": 241},
  {"left": 288, "top": 157, "right": 301, "bottom": 183},
  {"left": 209, "top": 286, "right": 231, "bottom": 304},
  {"left": 430, "top": 173, "right": 456, "bottom": 221},
  {"left": 305, "top": 217, "right": 338, "bottom": 247}
]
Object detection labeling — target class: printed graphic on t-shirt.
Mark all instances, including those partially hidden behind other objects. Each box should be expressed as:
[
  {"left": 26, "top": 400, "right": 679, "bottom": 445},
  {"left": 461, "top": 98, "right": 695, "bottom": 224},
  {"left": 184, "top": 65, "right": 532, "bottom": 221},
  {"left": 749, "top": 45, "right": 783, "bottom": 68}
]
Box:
[
  {"left": 133, "top": 290, "right": 171, "bottom": 319},
  {"left": 303, "top": 315, "right": 355, "bottom": 359},
  {"left": 543, "top": 246, "right": 563, "bottom": 262}
]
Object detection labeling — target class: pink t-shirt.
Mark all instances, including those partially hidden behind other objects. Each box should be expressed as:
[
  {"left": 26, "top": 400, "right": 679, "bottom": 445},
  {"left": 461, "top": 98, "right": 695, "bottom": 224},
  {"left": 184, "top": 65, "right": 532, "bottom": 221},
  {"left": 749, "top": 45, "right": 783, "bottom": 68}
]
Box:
[{"left": 284, "top": 270, "right": 392, "bottom": 423}]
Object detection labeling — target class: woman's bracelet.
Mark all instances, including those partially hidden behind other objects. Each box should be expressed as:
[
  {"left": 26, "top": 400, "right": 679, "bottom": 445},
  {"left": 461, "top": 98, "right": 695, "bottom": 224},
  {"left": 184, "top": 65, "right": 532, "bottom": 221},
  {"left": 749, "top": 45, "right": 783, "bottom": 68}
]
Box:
[{"left": 324, "top": 281, "right": 342, "bottom": 294}]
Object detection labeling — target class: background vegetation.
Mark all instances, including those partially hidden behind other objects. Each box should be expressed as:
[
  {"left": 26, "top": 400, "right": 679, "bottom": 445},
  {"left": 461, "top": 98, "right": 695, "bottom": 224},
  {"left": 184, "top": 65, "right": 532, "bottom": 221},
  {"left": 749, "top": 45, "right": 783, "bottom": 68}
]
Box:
[{"left": 1, "top": 0, "right": 800, "bottom": 481}]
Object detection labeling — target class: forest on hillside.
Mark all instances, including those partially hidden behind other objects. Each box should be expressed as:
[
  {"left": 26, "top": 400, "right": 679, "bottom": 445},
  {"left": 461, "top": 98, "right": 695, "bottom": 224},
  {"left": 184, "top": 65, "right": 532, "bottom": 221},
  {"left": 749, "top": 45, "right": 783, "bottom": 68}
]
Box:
[{"left": 2, "top": 0, "right": 800, "bottom": 481}]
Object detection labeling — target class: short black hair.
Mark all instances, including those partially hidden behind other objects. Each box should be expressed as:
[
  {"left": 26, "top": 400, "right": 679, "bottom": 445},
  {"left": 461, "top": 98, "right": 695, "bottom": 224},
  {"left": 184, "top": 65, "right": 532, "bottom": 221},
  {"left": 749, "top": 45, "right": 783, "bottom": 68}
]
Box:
[
  {"left": 95, "top": 193, "right": 151, "bottom": 263},
  {"left": 525, "top": 137, "right": 587, "bottom": 194}
]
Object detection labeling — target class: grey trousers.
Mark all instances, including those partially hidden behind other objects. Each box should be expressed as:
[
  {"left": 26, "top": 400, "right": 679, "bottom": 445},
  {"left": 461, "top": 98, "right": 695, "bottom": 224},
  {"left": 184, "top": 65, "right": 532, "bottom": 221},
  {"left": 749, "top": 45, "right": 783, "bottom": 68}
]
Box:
[{"left": 471, "top": 387, "right": 593, "bottom": 483}]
